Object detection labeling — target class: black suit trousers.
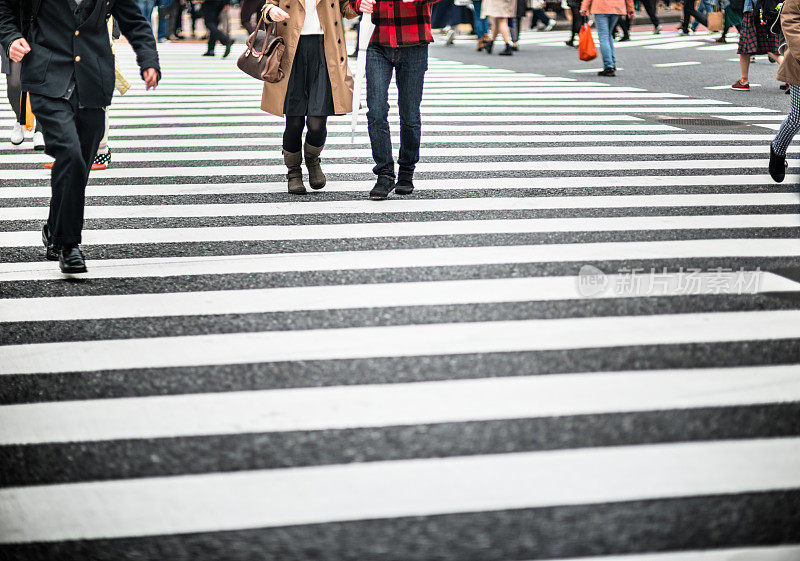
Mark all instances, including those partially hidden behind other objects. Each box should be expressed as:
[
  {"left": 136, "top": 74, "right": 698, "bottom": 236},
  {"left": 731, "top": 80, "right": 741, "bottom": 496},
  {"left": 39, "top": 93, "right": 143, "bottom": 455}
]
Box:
[{"left": 30, "top": 93, "right": 105, "bottom": 246}]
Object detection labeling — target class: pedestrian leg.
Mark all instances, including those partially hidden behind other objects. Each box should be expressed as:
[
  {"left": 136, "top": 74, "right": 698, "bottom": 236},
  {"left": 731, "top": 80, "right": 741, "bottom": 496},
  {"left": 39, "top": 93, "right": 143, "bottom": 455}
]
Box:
[
  {"left": 30, "top": 94, "right": 104, "bottom": 248},
  {"left": 770, "top": 85, "right": 800, "bottom": 182},
  {"left": 594, "top": 14, "right": 617, "bottom": 71},
  {"left": 567, "top": 4, "right": 581, "bottom": 44},
  {"left": 395, "top": 44, "right": 428, "bottom": 190},
  {"left": 366, "top": 45, "right": 396, "bottom": 180},
  {"left": 642, "top": 0, "right": 660, "bottom": 29}
]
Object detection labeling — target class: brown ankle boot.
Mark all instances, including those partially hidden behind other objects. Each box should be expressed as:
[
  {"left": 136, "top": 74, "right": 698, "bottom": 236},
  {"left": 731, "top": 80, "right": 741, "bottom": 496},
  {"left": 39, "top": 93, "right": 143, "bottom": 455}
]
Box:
[
  {"left": 303, "top": 142, "right": 326, "bottom": 190},
  {"left": 283, "top": 149, "right": 306, "bottom": 195}
]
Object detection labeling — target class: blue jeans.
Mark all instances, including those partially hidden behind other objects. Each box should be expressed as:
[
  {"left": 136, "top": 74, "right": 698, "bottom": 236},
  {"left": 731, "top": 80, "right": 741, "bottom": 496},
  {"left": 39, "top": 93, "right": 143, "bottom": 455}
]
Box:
[
  {"left": 594, "top": 14, "right": 619, "bottom": 70},
  {"left": 137, "top": 0, "right": 157, "bottom": 27},
  {"left": 366, "top": 44, "right": 428, "bottom": 179},
  {"left": 472, "top": 0, "right": 489, "bottom": 37}
]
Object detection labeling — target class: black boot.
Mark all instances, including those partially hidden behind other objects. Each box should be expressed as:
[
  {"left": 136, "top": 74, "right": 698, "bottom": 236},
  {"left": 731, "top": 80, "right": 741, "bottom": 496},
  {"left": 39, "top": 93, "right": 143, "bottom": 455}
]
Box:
[
  {"left": 769, "top": 143, "right": 787, "bottom": 183},
  {"left": 59, "top": 245, "right": 87, "bottom": 274},
  {"left": 484, "top": 39, "right": 494, "bottom": 54},
  {"left": 369, "top": 175, "right": 395, "bottom": 200},
  {"left": 41, "top": 223, "right": 60, "bottom": 261},
  {"left": 498, "top": 43, "right": 513, "bottom": 56},
  {"left": 395, "top": 171, "right": 414, "bottom": 195}
]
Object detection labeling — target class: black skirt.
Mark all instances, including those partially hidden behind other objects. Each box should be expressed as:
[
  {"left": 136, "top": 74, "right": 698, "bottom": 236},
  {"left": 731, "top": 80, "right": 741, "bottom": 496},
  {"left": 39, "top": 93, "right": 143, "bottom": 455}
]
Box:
[{"left": 284, "top": 34, "right": 336, "bottom": 117}]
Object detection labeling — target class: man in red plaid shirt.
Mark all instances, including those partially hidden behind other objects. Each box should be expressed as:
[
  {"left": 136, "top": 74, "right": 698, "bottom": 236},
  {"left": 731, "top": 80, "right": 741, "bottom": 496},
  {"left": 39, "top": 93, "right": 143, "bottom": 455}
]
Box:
[{"left": 352, "top": 0, "right": 440, "bottom": 199}]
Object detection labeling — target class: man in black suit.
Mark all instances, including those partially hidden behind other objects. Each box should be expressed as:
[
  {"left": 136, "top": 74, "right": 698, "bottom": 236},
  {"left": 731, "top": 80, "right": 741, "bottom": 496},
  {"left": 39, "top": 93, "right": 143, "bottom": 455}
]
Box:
[{"left": 0, "top": 0, "right": 160, "bottom": 273}]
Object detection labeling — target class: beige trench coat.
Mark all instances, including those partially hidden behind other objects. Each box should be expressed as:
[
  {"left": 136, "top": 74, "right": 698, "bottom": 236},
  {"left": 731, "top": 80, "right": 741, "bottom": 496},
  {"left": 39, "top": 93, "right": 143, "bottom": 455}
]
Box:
[
  {"left": 260, "top": 0, "right": 357, "bottom": 116},
  {"left": 778, "top": 0, "right": 800, "bottom": 85}
]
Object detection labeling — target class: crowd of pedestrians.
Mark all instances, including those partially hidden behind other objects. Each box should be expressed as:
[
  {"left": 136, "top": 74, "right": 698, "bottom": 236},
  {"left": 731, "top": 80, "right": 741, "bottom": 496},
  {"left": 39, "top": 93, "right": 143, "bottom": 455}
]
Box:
[{"left": 0, "top": 0, "right": 796, "bottom": 277}]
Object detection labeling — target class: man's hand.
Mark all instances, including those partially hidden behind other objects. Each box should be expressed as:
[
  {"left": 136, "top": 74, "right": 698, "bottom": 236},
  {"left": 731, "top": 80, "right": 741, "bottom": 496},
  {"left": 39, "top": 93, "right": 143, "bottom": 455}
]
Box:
[
  {"left": 360, "top": 0, "right": 375, "bottom": 13},
  {"left": 9, "top": 38, "right": 31, "bottom": 63},
  {"left": 142, "top": 68, "right": 159, "bottom": 90}
]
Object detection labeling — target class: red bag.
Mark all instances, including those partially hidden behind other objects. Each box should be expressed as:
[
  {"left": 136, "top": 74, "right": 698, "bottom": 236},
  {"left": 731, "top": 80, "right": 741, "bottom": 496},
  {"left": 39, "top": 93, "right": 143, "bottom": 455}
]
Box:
[{"left": 578, "top": 23, "right": 597, "bottom": 62}]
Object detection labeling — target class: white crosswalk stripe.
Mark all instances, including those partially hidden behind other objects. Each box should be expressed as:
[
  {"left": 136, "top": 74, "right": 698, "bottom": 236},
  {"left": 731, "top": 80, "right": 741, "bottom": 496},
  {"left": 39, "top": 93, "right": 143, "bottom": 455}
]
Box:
[{"left": 0, "top": 41, "right": 798, "bottom": 560}]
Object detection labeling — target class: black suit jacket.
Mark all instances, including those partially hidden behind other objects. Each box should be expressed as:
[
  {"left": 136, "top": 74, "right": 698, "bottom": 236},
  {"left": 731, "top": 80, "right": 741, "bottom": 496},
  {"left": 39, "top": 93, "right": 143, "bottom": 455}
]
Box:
[{"left": 0, "top": 0, "right": 161, "bottom": 108}]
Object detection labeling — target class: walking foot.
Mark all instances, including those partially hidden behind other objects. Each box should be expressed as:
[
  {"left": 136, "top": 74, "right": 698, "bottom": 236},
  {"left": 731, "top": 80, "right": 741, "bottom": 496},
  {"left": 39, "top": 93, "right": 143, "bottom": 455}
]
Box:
[
  {"left": 769, "top": 143, "right": 787, "bottom": 183},
  {"left": 369, "top": 175, "right": 395, "bottom": 200},
  {"left": 395, "top": 172, "right": 414, "bottom": 195},
  {"left": 283, "top": 149, "right": 307, "bottom": 194},
  {"left": 304, "top": 142, "right": 326, "bottom": 190},
  {"left": 59, "top": 245, "right": 87, "bottom": 274},
  {"left": 42, "top": 224, "right": 60, "bottom": 261}
]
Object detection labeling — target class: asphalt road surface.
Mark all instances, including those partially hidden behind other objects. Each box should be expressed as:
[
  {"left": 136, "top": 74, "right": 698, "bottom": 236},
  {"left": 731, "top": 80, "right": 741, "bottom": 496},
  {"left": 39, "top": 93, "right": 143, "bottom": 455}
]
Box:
[{"left": 1, "top": 27, "right": 799, "bottom": 561}]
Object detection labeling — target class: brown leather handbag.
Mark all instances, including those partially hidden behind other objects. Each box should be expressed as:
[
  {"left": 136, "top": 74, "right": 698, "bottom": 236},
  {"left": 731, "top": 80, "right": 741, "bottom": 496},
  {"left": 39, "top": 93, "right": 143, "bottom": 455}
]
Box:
[{"left": 237, "top": 13, "right": 286, "bottom": 83}]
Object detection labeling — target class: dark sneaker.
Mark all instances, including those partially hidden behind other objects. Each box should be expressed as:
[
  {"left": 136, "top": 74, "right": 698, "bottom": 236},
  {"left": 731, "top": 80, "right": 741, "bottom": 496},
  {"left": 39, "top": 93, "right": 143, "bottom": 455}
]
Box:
[
  {"left": 41, "top": 223, "right": 60, "bottom": 261},
  {"left": 59, "top": 245, "right": 87, "bottom": 274},
  {"left": 369, "top": 175, "right": 395, "bottom": 200},
  {"left": 731, "top": 79, "right": 750, "bottom": 91},
  {"left": 598, "top": 67, "right": 615, "bottom": 76},
  {"left": 769, "top": 143, "right": 787, "bottom": 183},
  {"left": 395, "top": 173, "right": 414, "bottom": 195}
]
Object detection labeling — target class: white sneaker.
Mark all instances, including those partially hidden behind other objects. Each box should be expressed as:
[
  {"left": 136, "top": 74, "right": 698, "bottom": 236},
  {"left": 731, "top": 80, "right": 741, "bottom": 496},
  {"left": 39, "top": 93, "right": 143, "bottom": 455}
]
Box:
[
  {"left": 544, "top": 19, "right": 556, "bottom": 31},
  {"left": 33, "top": 131, "right": 45, "bottom": 150},
  {"left": 10, "top": 123, "right": 24, "bottom": 145},
  {"left": 445, "top": 29, "right": 456, "bottom": 45}
]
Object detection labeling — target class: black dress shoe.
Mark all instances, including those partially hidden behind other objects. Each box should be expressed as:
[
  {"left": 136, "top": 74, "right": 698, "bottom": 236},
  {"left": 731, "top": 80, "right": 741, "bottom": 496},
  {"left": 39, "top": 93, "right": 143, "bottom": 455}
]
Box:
[
  {"left": 223, "top": 39, "right": 235, "bottom": 58},
  {"left": 369, "top": 175, "right": 395, "bottom": 200},
  {"left": 395, "top": 172, "right": 414, "bottom": 195},
  {"left": 59, "top": 245, "right": 87, "bottom": 274},
  {"left": 202, "top": 51, "right": 215, "bottom": 57},
  {"left": 41, "top": 223, "right": 60, "bottom": 261},
  {"left": 598, "top": 67, "right": 616, "bottom": 76},
  {"left": 769, "top": 143, "right": 787, "bottom": 183}
]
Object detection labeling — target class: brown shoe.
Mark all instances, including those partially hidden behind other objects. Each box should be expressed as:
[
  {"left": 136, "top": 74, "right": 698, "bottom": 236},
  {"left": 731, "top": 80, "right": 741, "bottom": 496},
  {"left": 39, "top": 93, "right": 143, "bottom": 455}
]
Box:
[
  {"left": 283, "top": 149, "right": 307, "bottom": 195},
  {"left": 303, "top": 142, "right": 326, "bottom": 190}
]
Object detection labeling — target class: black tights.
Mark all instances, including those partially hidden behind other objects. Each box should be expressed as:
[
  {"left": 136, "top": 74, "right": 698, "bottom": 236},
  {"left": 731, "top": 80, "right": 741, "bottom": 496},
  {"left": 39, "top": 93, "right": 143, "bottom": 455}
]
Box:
[{"left": 283, "top": 115, "right": 327, "bottom": 153}]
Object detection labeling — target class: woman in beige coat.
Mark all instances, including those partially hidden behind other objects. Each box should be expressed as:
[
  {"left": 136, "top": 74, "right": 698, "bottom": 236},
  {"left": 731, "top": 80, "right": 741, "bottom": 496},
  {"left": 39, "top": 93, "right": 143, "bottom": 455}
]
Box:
[
  {"left": 262, "top": 0, "right": 357, "bottom": 194},
  {"left": 771, "top": 0, "right": 800, "bottom": 182}
]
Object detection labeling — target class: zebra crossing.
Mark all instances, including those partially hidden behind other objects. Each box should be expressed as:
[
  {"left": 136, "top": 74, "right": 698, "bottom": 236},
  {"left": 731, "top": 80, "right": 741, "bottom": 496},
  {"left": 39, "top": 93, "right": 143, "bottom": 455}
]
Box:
[{"left": 1, "top": 41, "right": 799, "bottom": 559}]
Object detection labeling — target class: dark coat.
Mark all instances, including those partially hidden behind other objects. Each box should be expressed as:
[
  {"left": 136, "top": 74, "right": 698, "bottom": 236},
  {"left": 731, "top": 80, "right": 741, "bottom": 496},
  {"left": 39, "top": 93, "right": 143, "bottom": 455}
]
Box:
[{"left": 0, "top": 0, "right": 160, "bottom": 108}]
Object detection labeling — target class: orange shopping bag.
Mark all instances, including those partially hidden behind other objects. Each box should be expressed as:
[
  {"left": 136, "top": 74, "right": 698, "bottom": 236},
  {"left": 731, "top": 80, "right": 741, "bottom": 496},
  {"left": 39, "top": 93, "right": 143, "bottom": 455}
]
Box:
[{"left": 578, "top": 23, "right": 597, "bottom": 62}]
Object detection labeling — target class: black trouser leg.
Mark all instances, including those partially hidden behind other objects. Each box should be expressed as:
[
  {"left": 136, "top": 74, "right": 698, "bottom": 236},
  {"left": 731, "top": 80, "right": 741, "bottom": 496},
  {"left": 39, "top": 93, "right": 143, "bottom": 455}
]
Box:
[
  {"left": 642, "top": 0, "right": 659, "bottom": 26},
  {"left": 203, "top": 2, "right": 229, "bottom": 51},
  {"left": 682, "top": 0, "right": 707, "bottom": 31},
  {"left": 569, "top": 5, "right": 581, "bottom": 40},
  {"left": 30, "top": 94, "right": 105, "bottom": 246}
]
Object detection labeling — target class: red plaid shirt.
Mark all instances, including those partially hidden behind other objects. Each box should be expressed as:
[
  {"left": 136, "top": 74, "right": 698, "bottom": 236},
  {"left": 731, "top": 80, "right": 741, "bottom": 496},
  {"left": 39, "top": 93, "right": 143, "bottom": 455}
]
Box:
[{"left": 351, "top": 0, "right": 440, "bottom": 47}]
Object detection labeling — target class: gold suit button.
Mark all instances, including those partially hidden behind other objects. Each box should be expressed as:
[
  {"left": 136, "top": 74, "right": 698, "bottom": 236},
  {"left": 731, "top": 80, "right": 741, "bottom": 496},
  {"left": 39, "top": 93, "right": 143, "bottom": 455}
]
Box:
[
  {"left": 75, "top": 30, "right": 80, "bottom": 36},
  {"left": 75, "top": 56, "right": 81, "bottom": 62}
]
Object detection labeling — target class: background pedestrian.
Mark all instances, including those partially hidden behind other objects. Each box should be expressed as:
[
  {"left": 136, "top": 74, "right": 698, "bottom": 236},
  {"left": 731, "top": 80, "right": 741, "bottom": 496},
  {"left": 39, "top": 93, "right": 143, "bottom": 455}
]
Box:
[
  {"left": 482, "top": 0, "right": 515, "bottom": 54},
  {"left": 201, "top": 0, "right": 235, "bottom": 56},
  {"left": 581, "top": 0, "right": 634, "bottom": 75},
  {"left": 732, "top": 0, "right": 782, "bottom": 90}
]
